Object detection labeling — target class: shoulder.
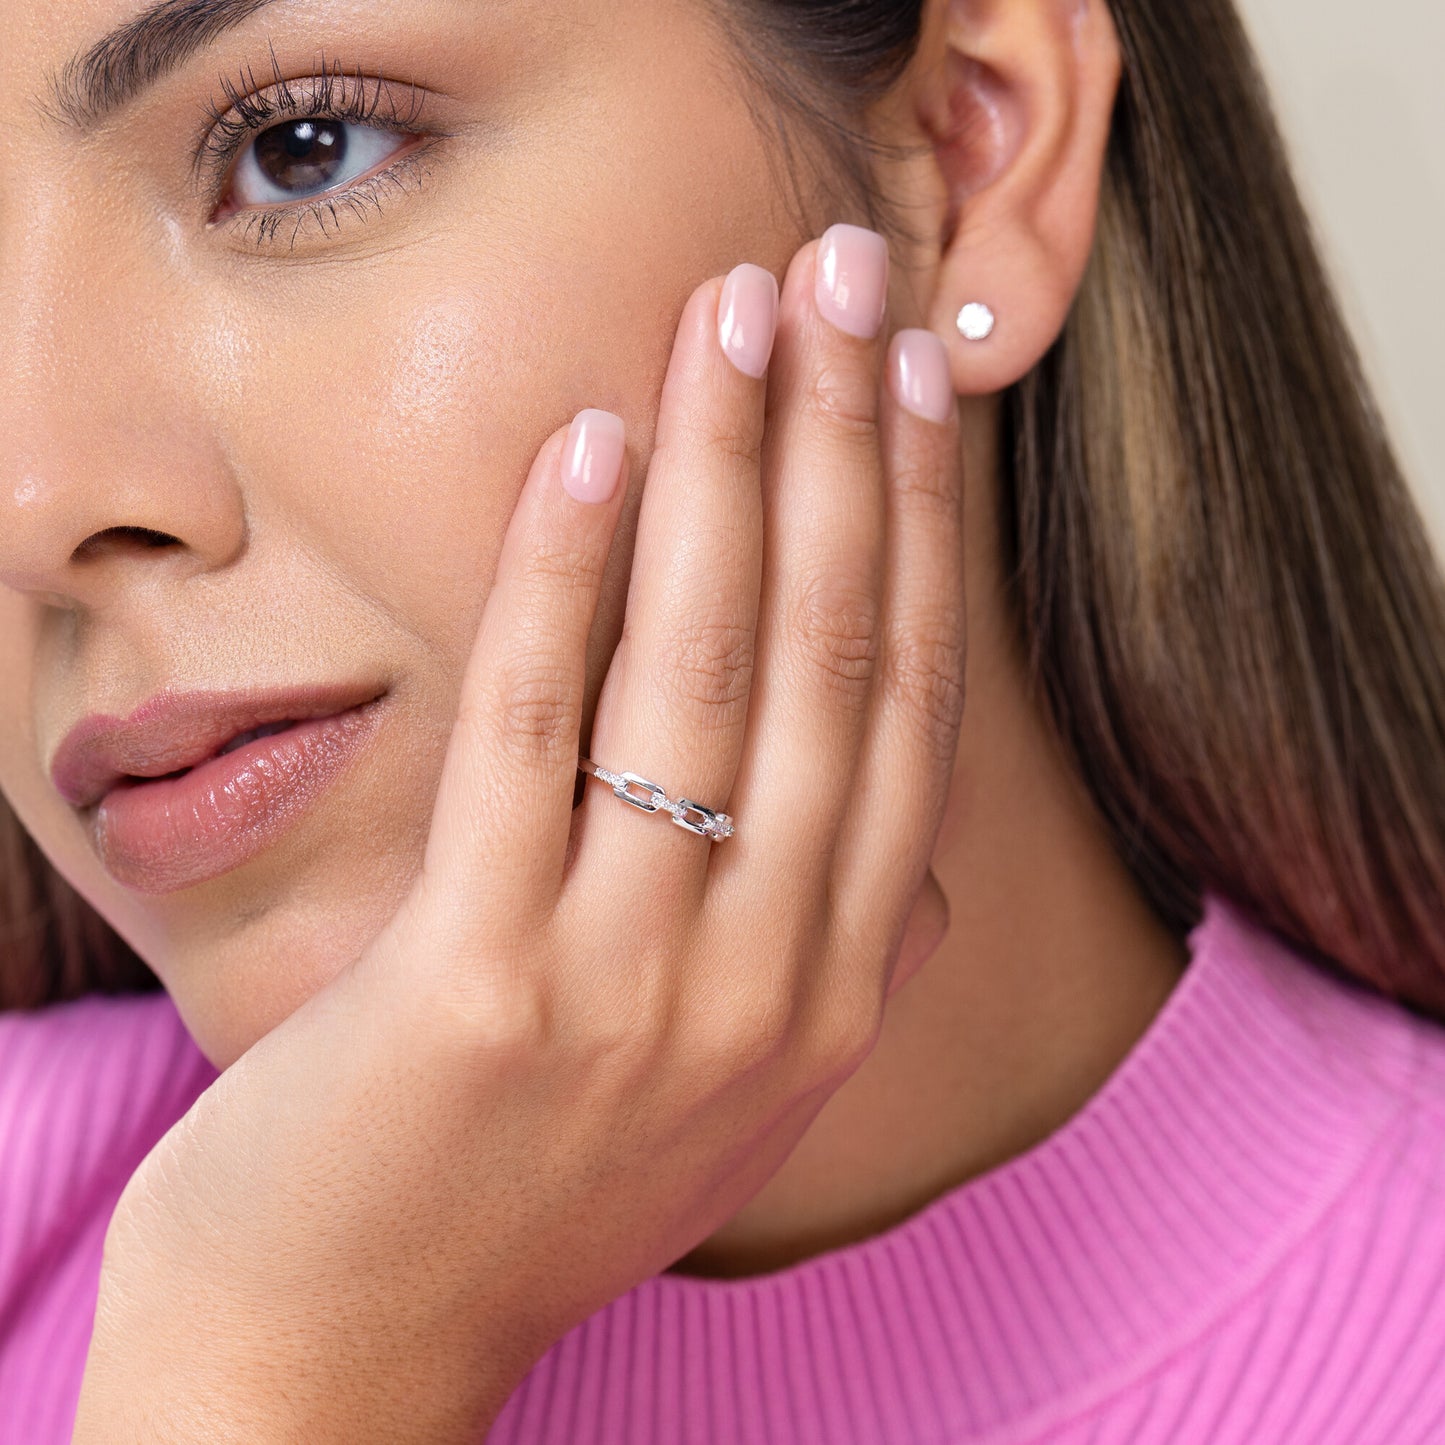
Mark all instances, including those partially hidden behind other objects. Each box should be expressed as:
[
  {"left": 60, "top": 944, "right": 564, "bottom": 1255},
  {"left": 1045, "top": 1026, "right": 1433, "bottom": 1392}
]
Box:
[
  {"left": 1239, "top": 900, "right": 1445, "bottom": 1204},
  {"left": 1273, "top": 917, "right": 1445, "bottom": 1192},
  {"left": 1185, "top": 895, "right": 1445, "bottom": 1300},
  {"left": 0, "top": 990, "right": 219, "bottom": 1299},
  {"left": 0, "top": 987, "right": 218, "bottom": 1165},
  {"left": 1226, "top": 1008, "right": 1445, "bottom": 1443},
  {"left": 0, "top": 986, "right": 215, "bottom": 1109},
  {"left": 1396, "top": 992, "right": 1445, "bottom": 1115},
  {"left": 1064, "top": 904, "right": 1445, "bottom": 1442},
  {"left": 1379, "top": 1001, "right": 1445, "bottom": 1196},
  {"left": 1242, "top": 924, "right": 1445, "bottom": 1437}
]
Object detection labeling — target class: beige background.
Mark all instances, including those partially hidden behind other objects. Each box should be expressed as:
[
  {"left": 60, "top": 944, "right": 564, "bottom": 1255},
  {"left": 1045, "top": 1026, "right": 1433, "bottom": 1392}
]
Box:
[{"left": 1235, "top": 0, "right": 1444, "bottom": 553}]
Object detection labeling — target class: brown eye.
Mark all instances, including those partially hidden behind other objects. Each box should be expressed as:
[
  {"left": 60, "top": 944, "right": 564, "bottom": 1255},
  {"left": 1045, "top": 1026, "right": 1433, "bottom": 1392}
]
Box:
[
  {"left": 227, "top": 117, "right": 406, "bottom": 209},
  {"left": 251, "top": 119, "right": 348, "bottom": 194}
]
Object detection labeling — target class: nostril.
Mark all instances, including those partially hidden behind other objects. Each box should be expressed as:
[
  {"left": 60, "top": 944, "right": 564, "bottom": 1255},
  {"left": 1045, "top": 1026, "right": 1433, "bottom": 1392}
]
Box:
[{"left": 71, "top": 526, "right": 182, "bottom": 562}]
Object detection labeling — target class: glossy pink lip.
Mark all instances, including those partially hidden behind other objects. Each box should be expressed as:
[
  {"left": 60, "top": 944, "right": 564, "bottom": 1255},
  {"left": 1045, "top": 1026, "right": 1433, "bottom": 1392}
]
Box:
[{"left": 50, "top": 684, "right": 387, "bottom": 894}]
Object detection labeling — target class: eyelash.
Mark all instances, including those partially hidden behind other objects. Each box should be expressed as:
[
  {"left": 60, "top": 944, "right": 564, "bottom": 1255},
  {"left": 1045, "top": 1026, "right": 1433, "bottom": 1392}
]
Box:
[{"left": 196, "top": 51, "right": 450, "bottom": 251}]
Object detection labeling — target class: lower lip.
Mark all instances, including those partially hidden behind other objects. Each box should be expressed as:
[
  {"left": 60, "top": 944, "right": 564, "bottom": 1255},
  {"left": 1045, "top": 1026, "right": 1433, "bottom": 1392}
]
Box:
[{"left": 91, "top": 699, "right": 385, "bottom": 894}]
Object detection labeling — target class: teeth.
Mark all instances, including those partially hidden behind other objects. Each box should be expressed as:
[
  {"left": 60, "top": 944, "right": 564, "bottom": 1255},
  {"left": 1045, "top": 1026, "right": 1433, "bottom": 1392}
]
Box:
[{"left": 217, "top": 721, "right": 294, "bottom": 758}]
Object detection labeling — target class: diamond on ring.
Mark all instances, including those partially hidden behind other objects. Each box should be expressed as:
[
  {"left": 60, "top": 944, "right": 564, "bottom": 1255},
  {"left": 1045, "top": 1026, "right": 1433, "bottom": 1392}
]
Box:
[{"left": 577, "top": 756, "right": 734, "bottom": 842}]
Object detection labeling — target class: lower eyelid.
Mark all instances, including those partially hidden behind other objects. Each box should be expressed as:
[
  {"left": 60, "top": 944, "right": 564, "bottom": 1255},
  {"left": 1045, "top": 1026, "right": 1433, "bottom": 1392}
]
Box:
[{"left": 211, "top": 137, "right": 442, "bottom": 252}]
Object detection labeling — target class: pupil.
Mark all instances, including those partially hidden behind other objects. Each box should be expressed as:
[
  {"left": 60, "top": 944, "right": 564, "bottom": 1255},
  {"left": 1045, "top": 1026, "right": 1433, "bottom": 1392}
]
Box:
[{"left": 254, "top": 119, "right": 347, "bottom": 193}]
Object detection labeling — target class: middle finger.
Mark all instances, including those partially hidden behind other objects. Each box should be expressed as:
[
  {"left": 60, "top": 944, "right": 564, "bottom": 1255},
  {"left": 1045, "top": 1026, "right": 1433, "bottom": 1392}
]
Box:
[{"left": 721, "top": 223, "right": 893, "bottom": 889}]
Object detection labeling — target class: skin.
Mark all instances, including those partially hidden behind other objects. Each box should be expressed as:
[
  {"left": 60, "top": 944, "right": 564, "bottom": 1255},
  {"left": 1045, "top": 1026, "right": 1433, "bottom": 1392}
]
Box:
[{"left": 0, "top": 0, "right": 1183, "bottom": 1360}]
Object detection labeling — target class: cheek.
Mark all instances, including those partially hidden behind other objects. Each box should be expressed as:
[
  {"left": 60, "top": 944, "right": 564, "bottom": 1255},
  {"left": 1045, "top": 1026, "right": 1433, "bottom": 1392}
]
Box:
[
  {"left": 0, "top": 598, "right": 33, "bottom": 782},
  {"left": 0, "top": 605, "right": 100, "bottom": 914},
  {"left": 190, "top": 254, "right": 663, "bottom": 672},
  {"left": 212, "top": 291, "right": 531, "bottom": 651}
]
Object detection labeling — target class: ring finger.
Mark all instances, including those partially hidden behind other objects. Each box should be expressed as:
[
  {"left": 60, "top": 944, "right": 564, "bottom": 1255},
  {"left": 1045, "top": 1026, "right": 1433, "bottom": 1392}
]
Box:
[{"left": 565, "top": 261, "right": 778, "bottom": 905}]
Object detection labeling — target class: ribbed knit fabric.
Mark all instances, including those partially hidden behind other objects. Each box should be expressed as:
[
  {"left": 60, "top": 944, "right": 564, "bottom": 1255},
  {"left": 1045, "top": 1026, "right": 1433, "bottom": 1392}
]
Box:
[{"left": 4, "top": 891, "right": 1445, "bottom": 1443}]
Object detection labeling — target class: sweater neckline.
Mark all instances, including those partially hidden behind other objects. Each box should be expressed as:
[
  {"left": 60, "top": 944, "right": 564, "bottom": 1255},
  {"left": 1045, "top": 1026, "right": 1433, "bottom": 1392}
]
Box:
[{"left": 569, "top": 890, "right": 1412, "bottom": 1441}]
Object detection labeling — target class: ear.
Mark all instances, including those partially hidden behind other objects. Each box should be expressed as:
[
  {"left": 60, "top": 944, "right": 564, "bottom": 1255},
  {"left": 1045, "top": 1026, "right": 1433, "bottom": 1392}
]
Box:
[{"left": 880, "top": 0, "right": 1123, "bottom": 394}]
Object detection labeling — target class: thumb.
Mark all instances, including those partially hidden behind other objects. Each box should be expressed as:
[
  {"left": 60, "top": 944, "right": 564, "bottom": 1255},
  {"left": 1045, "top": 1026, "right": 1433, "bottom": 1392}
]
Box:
[{"left": 886, "top": 868, "right": 950, "bottom": 999}]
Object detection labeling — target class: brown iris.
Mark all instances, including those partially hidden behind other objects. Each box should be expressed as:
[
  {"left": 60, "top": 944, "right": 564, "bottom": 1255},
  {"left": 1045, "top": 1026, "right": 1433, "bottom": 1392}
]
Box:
[{"left": 251, "top": 119, "right": 348, "bottom": 194}]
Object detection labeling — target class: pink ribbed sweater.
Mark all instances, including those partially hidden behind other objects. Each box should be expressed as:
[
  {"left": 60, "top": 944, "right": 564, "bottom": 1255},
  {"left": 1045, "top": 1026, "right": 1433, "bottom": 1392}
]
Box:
[{"left": 4, "top": 892, "right": 1445, "bottom": 1443}]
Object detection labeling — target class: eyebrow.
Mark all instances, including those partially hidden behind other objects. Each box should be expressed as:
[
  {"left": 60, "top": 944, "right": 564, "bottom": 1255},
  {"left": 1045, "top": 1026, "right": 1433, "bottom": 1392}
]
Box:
[{"left": 42, "top": 0, "right": 287, "bottom": 132}]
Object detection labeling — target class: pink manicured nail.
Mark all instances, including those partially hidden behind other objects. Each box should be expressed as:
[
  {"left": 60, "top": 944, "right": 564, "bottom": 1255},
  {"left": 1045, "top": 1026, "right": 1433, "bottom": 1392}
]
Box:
[
  {"left": 562, "top": 409, "right": 625, "bottom": 504},
  {"left": 718, "top": 263, "right": 780, "bottom": 378},
  {"left": 815, "top": 223, "right": 889, "bottom": 339},
  {"left": 888, "top": 329, "right": 954, "bottom": 424}
]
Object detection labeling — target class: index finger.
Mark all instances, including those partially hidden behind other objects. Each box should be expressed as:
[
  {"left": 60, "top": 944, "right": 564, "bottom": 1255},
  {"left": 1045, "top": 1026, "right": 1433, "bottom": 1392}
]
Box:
[{"left": 419, "top": 410, "right": 629, "bottom": 931}]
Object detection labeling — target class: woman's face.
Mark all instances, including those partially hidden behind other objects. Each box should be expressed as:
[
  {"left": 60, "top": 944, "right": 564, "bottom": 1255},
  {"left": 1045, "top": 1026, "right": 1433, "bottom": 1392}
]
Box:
[{"left": 0, "top": 0, "right": 887, "bottom": 1064}]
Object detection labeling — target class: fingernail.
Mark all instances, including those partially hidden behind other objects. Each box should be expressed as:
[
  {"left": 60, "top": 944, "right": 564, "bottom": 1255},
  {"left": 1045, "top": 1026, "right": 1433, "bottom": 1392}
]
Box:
[
  {"left": 718, "top": 263, "right": 780, "bottom": 378},
  {"left": 888, "top": 329, "right": 954, "bottom": 424},
  {"left": 815, "top": 223, "right": 889, "bottom": 339},
  {"left": 563, "top": 409, "right": 625, "bottom": 504}
]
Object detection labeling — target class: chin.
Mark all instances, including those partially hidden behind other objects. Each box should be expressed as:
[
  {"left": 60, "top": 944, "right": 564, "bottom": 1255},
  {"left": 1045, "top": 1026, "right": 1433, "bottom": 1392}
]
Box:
[{"left": 144, "top": 851, "right": 422, "bottom": 1071}]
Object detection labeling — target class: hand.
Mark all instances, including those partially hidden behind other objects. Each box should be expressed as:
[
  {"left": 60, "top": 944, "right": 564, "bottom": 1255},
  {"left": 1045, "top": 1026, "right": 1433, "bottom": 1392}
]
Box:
[{"left": 72, "top": 225, "right": 966, "bottom": 1444}]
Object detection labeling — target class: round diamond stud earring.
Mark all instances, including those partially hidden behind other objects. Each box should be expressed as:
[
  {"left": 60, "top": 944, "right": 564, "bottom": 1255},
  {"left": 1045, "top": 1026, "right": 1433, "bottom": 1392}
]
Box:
[{"left": 956, "top": 302, "right": 995, "bottom": 341}]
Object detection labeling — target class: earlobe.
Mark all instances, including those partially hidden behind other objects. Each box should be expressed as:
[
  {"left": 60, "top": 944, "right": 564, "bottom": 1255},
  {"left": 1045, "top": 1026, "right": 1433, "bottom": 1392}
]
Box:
[{"left": 919, "top": 0, "right": 1123, "bottom": 395}]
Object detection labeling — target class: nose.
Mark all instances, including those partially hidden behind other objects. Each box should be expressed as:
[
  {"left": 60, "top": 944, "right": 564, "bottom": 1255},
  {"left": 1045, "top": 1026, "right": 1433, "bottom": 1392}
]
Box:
[{"left": 0, "top": 207, "right": 246, "bottom": 612}]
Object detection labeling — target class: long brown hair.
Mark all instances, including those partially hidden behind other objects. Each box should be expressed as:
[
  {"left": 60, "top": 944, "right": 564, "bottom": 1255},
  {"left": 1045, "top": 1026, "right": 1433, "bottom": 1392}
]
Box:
[{"left": 5, "top": 0, "right": 1443, "bottom": 1016}]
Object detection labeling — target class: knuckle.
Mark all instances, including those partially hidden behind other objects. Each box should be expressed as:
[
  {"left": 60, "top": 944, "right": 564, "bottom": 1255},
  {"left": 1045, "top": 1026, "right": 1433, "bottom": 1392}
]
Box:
[
  {"left": 882, "top": 618, "right": 967, "bottom": 759},
  {"left": 804, "top": 358, "right": 880, "bottom": 442},
  {"left": 483, "top": 646, "right": 580, "bottom": 763},
  {"left": 420, "top": 941, "right": 556, "bottom": 1064},
  {"left": 571, "top": 996, "right": 665, "bottom": 1085},
  {"left": 652, "top": 612, "right": 756, "bottom": 722},
  {"left": 690, "top": 977, "right": 796, "bottom": 1078},
  {"left": 740, "top": 979, "right": 798, "bottom": 1060},
  {"left": 519, "top": 535, "right": 605, "bottom": 593},
  {"left": 889, "top": 447, "right": 959, "bottom": 512},
  {"left": 799, "top": 977, "right": 884, "bottom": 1087},
  {"left": 480, "top": 984, "right": 554, "bottom": 1060},
  {"left": 578, "top": 946, "right": 677, "bottom": 1068},
  {"left": 670, "top": 410, "right": 764, "bottom": 474},
  {"left": 790, "top": 570, "right": 880, "bottom": 699}
]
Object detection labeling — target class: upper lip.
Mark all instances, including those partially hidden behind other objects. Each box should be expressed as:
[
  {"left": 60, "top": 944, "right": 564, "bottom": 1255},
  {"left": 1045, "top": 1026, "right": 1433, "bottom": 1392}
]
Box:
[{"left": 50, "top": 683, "right": 386, "bottom": 810}]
